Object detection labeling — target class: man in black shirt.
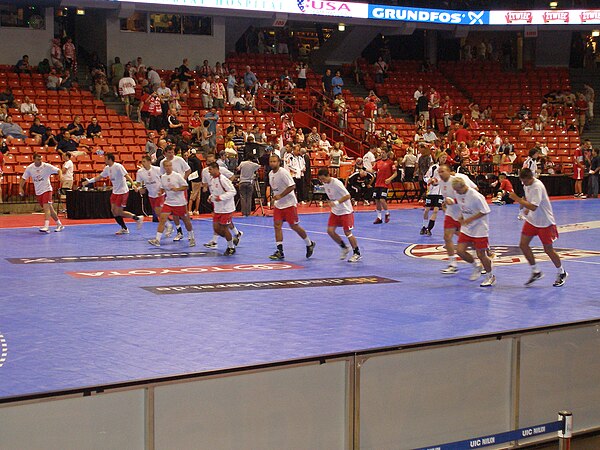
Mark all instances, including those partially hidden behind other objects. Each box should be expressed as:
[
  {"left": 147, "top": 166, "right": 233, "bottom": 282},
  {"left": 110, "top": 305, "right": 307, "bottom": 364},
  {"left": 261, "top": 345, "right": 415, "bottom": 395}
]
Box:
[
  {"left": 417, "top": 94, "right": 429, "bottom": 125},
  {"left": 347, "top": 168, "right": 374, "bottom": 205},
  {"left": 177, "top": 58, "right": 193, "bottom": 100},
  {"left": 243, "top": 135, "right": 262, "bottom": 161},
  {"left": 187, "top": 148, "right": 203, "bottom": 214},
  {"left": 29, "top": 117, "right": 47, "bottom": 144},
  {"left": 57, "top": 131, "right": 88, "bottom": 156},
  {"left": 322, "top": 69, "right": 333, "bottom": 97}
]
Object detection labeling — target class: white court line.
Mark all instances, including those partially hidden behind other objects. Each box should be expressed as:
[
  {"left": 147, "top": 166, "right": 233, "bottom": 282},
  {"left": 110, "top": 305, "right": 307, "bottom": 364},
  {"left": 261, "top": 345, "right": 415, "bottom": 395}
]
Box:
[
  {"left": 0, "top": 333, "right": 7, "bottom": 368},
  {"left": 568, "top": 260, "right": 600, "bottom": 265}
]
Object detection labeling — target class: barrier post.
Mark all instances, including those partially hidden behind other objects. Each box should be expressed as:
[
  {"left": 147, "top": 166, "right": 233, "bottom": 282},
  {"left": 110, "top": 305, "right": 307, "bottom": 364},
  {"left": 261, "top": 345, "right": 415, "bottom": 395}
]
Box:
[{"left": 558, "top": 411, "right": 573, "bottom": 450}]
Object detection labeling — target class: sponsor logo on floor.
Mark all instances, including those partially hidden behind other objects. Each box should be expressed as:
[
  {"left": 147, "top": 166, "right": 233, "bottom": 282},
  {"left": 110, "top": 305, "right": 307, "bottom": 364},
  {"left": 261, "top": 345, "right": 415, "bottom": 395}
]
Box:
[
  {"left": 7, "top": 251, "right": 218, "bottom": 264},
  {"left": 67, "top": 262, "right": 302, "bottom": 278},
  {"left": 143, "top": 276, "right": 398, "bottom": 295},
  {"left": 405, "top": 244, "right": 600, "bottom": 265}
]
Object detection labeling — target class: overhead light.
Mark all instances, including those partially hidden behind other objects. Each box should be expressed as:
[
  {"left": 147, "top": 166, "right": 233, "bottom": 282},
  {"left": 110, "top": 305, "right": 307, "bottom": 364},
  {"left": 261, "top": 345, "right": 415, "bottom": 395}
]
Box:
[
  {"left": 549, "top": 1, "right": 558, "bottom": 8},
  {"left": 338, "top": 23, "right": 345, "bottom": 31},
  {"left": 76, "top": 8, "right": 85, "bottom": 15},
  {"left": 593, "top": 30, "right": 600, "bottom": 37}
]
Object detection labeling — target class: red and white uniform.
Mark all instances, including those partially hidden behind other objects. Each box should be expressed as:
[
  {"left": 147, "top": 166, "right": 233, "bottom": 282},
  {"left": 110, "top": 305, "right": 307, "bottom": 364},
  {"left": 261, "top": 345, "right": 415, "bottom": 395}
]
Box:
[
  {"left": 323, "top": 177, "right": 354, "bottom": 231},
  {"left": 101, "top": 162, "right": 130, "bottom": 207},
  {"left": 269, "top": 167, "right": 298, "bottom": 224},
  {"left": 522, "top": 178, "right": 558, "bottom": 245},
  {"left": 373, "top": 159, "right": 395, "bottom": 188},
  {"left": 118, "top": 77, "right": 136, "bottom": 96},
  {"left": 573, "top": 147, "right": 584, "bottom": 180},
  {"left": 439, "top": 173, "right": 476, "bottom": 229},
  {"left": 22, "top": 162, "right": 59, "bottom": 205},
  {"left": 455, "top": 187, "right": 491, "bottom": 249},
  {"left": 160, "top": 171, "right": 188, "bottom": 217},
  {"left": 160, "top": 156, "right": 190, "bottom": 177},
  {"left": 137, "top": 165, "right": 164, "bottom": 209},
  {"left": 208, "top": 173, "right": 237, "bottom": 225}
]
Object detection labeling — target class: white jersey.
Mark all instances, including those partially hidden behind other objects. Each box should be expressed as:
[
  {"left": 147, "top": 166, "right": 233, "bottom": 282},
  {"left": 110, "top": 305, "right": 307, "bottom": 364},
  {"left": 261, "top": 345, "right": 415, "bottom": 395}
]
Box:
[
  {"left": 208, "top": 174, "right": 237, "bottom": 214},
  {"left": 62, "top": 159, "right": 74, "bottom": 181},
  {"left": 439, "top": 173, "right": 477, "bottom": 220},
  {"left": 160, "top": 172, "right": 188, "bottom": 207},
  {"left": 424, "top": 163, "right": 441, "bottom": 196},
  {"left": 522, "top": 157, "right": 538, "bottom": 177},
  {"left": 118, "top": 77, "right": 136, "bottom": 96},
  {"left": 160, "top": 156, "right": 190, "bottom": 177},
  {"left": 136, "top": 166, "right": 163, "bottom": 198},
  {"left": 323, "top": 177, "right": 353, "bottom": 216},
  {"left": 202, "top": 165, "right": 233, "bottom": 185},
  {"left": 455, "top": 187, "right": 491, "bottom": 238},
  {"left": 23, "top": 162, "right": 59, "bottom": 195},
  {"left": 100, "top": 162, "right": 129, "bottom": 195},
  {"left": 523, "top": 178, "right": 555, "bottom": 228},
  {"left": 363, "top": 151, "right": 376, "bottom": 172},
  {"left": 269, "top": 167, "right": 297, "bottom": 209}
]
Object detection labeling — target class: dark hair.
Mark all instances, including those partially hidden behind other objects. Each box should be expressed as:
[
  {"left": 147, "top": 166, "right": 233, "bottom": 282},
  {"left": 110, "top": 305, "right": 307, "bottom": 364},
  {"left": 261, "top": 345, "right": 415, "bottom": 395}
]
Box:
[
  {"left": 203, "top": 120, "right": 210, "bottom": 127},
  {"left": 317, "top": 168, "right": 330, "bottom": 177},
  {"left": 65, "top": 152, "right": 71, "bottom": 159},
  {"left": 115, "top": 57, "right": 120, "bottom": 63},
  {"left": 33, "top": 153, "right": 41, "bottom": 159},
  {"left": 208, "top": 162, "right": 219, "bottom": 170},
  {"left": 528, "top": 148, "right": 539, "bottom": 157},
  {"left": 142, "top": 155, "right": 152, "bottom": 162},
  {"left": 519, "top": 168, "right": 534, "bottom": 179},
  {"left": 105, "top": 152, "right": 116, "bottom": 162}
]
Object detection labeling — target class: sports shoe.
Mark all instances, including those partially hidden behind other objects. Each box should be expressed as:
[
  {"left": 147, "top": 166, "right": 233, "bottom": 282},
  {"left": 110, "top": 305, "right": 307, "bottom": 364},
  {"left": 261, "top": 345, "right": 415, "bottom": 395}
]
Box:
[
  {"left": 480, "top": 274, "right": 497, "bottom": 287},
  {"left": 373, "top": 218, "right": 383, "bottom": 224},
  {"left": 306, "top": 241, "right": 316, "bottom": 258},
  {"left": 189, "top": 237, "right": 196, "bottom": 247},
  {"left": 441, "top": 265, "right": 458, "bottom": 274},
  {"left": 135, "top": 216, "right": 144, "bottom": 229},
  {"left": 173, "top": 232, "right": 184, "bottom": 242},
  {"left": 420, "top": 227, "right": 426, "bottom": 235},
  {"left": 193, "top": 211, "right": 199, "bottom": 215},
  {"left": 580, "top": 194, "right": 587, "bottom": 199},
  {"left": 54, "top": 224, "right": 65, "bottom": 232},
  {"left": 148, "top": 238, "right": 160, "bottom": 247},
  {"left": 115, "top": 228, "right": 129, "bottom": 235},
  {"left": 340, "top": 246, "right": 351, "bottom": 260},
  {"left": 553, "top": 271, "right": 568, "bottom": 287},
  {"left": 204, "top": 241, "right": 217, "bottom": 249},
  {"left": 492, "top": 199, "right": 503, "bottom": 205},
  {"left": 384, "top": 214, "right": 390, "bottom": 223},
  {"left": 233, "top": 231, "right": 243, "bottom": 246},
  {"left": 224, "top": 247, "right": 236, "bottom": 256},
  {"left": 363, "top": 200, "right": 370, "bottom": 206},
  {"left": 164, "top": 222, "right": 174, "bottom": 238},
  {"left": 469, "top": 264, "right": 483, "bottom": 281},
  {"left": 348, "top": 253, "right": 362, "bottom": 263},
  {"left": 424, "top": 228, "right": 432, "bottom": 236},
  {"left": 525, "top": 271, "right": 544, "bottom": 286},
  {"left": 39, "top": 226, "right": 50, "bottom": 233},
  {"left": 269, "top": 249, "right": 285, "bottom": 260}
]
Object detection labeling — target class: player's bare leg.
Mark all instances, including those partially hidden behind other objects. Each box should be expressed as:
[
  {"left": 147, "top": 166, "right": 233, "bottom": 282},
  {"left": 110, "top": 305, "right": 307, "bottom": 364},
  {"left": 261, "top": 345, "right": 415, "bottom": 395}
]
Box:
[
  {"left": 441, "top": 227, "right": 459, "bottom": 274},
  {"left": 214, "top": 221, "right": 235, "bottom": 255},
  {"left": 148, "top": 212, "right": 170, "bottom": 246}
]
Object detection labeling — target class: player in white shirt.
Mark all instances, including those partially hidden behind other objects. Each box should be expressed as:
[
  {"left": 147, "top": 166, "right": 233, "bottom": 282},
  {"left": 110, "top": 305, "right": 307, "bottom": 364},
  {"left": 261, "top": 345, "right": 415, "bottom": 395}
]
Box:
[
  {"left": 201, "top": 153, "right": 243, "bottom": 249},
  {"left": 118, "top": 76, "right": 136, "bottom": 118},
  {"left": 206, "top": 162, "right": 237, "bottom": 256},
  {"left": 420, "top": 153, "right": 447, "bottom": 236},
  {"left": 160, "top": 146, "right": 191, "bottom": 241},
  {"left": 509, "top": 168, "right": 567, "bottom": 287},
  {"left": 452, "top": 176, "right": 496, "bottom": 287},
  {"left": 268, "top": 154, "right": 315, "bottom": 260},
  {"left": 148, "top": 159, "right": 195, "bottom": 247},
  {"left": 437, "top": 164, "right": 478, "bottom": 274},
  {"left": 20, "top": 153, "right": 64, "bottom": 233},
  {"left": 135, "top": 155, "right": 173, "bottom": 237},
  {"left": 61, "top": 152, "right": 74, "bottom": 190},
  {"left": 83, "top": 153, "right": 143, "bottom": 234},
  {"left": 317, "top": 169, "right": 361, "bottom": 262},
  {"left": 362, "top": 147, "right": 377, "bottom": 172}
]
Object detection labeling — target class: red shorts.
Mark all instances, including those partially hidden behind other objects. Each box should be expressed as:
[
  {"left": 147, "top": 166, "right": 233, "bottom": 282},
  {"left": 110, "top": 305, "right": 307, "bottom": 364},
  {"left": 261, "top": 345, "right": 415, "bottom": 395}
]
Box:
[
  {"left": 328, "top": 212, "right": 354, "bottom": 232},
  {"left": 573, "top": 166, "right": 584, "bottom": 180},
  {"left": 273, "top": 206, "right": 299, "bottom": 225},
  {"left": 213, "top": 212, "right": 233, "bottom": 225},
  {"left": 458, "top": 232, "right": 489, "bottom": 250},
  {"left": 444, "top": 215, "right": 461, "bottom": 230},
  {"left": 110, "top": 192, "right": 129, "bottom": 208},
  {"left": 162, "top": 204, "right": 188, "bottom": 218},
  {"left": 36, "top": 191, "right": 53, "bottom": 206},
  {"left": 149, "top": 195, "right": 165, "bottom": 210},
  {"left": 522, "top": 222, "right": 558, "bottom": 245}
]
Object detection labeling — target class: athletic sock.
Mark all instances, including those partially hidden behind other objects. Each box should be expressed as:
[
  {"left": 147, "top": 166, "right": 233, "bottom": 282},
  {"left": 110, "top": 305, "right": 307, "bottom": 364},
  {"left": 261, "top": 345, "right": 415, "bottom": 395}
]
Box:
[
  {"left": 115, "top": 216, "right": 126, "bottom": 229},
  {"left": 303, "top": 237, "right": 312, "bottom": 246},
  {"left": 276, "top": 242, "right": 283, "bottom": 251},
  {"left": 354, "top": 247, "right": 360, "bottom": 255},
  {"left": 384, "top": 210, "right": 390, "bottom": 216},
  {"left": 56, "top": 219, "right": 62, "bottom": 226},
  {"left": 44, "top": 220, "right": 50, "bottom": 228},
  {"left": 132, "top": 215, "right": 139, "bottom": 221},
  {"left": 227, "top": 240, "right": 234, "bottom": 249},
  {"left": 177, "top": 227, "right": 183, "bottom": 234},
  {"left": 340, "top": 241, "right": 347, "bottom": 249},
  {"left": 531, "top": 263, "right": 539, "bottom": 273},
  {"left": 188, "top": 230, "right": 195, "bottom": 239},
  {"left": 449, "top": 255, "right": 457, "bottom": 267},
  {"left": 230, "top": 225, "right": 239, "bottom": 235},
  {"left": 422, "top": 219, "right": 428, "bottom": 228},
  {"left": 212, "top": 233, "right": 219, "bottom": 243},
  {"left": 376, "top": 210, "right": 382, "bottom": 219},
  {"left": 428, "top": 220, "right": 436, "bottom": 231},
  {"left": 557, "top": 265, "right": 565, "bottom": 274},
  {"left": 155, "top": 232, "right": 162, "bottom": 242}
]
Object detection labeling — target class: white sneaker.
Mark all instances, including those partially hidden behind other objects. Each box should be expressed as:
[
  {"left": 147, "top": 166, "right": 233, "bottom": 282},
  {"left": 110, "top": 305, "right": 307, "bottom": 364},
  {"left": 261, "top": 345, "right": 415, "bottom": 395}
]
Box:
[
  {"left": 193, "top": 211, "right": 199, "bottom": 215},
  {"left": 340, "top": 246, "right": 351, "bottom": 260},
  {"left": 233, "top": 231, "right": 243, "bottom": 246},
  {"left": 189, "top": 237, "right": 196, "bottom": 247},
  {"left": 115, "top": 228, "right": 129, "bottom": 235},
  {"left": 480, "top": 274, "right": 497, "bottom": 287},
  {"left": 353, "top": 200, "right": 358, "bottom": 206},
  {"left": 441, "top": 265, "right": 458, "bottom": 274},
  {"left": 173, "top": 232, "right": 183, "bottom": 242},
  {"left": 135, "top": 216, "right": 144, "bottom": 229},
  {"left": 39, "top": 226, "right": 50, "bottom": 233},
  {"left": 363, "top": 200, "right": 370, "bottom": 206},
  {"left": 148, "top": 238, "right": 160, "bottom": 247},
  {"left": 348, "top": 253, "right": 362, "bottom": 263},
  {"left": 469, "top": 264, "right": 483, "bottom": 281},
  {"left": 164, "top": 222, "right": 174, "bottom": 238},
  {"left": 318, "top": 201, "right": 323, "bottom": 207},
  {"left": 204, "top": 241, "right": 217, "bottom": 249},
  {"left": 54, "top": 224, "right": 65, "bottom": 232}
]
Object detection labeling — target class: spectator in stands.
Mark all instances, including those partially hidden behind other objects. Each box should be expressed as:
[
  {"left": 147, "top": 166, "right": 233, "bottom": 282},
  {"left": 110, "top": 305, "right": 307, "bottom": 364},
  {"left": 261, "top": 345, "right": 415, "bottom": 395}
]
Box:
[
  {"left": 138, "top": 87, "right": 152, "bottom": 127},
  {"left": 307, "top": 127, "right": 320, "bottom": 148},
  {"left": 498, "top": 148, "right": 513, "bottom": 174},
  {"left": 211, "top": 75, "right": 226, "bottom": 109},
  {"left": 204, "top": 107, "right": 219, "bottom": 150},
  {"left": 147, "top": 92, "right": 163, "bottom": 131},
  {"left": 66, "top": 116, "right": 85, "bottom": 140},
  {"left": 481, "top": 105, "right": 493, "bottom": 121},
  {"left": 56, "top": 131, "right": 88, "bottom": 156},
  {"left": 29, "top": 117, "right": 46, "bottom": 145},
  {"left": 374, "top": 57, "right": 388, "bottom": 84},
  {"left": 111, "top": 57, "right": 124, "bottom": 97},
  {"left": 468, "top": 103, "right": 481, "bottom": 120},
  {"left": 36, "top": 58, "right": 50, "bottom": 75},
  {"left": 329, "top": 141, "right": 346, "bottom": 169},
  {"left": 415, "top": 114, "right": 426, "bottom": 131},
  {"left": 63, "top": 37, "right": 76, "bottom": 72},
  {"left": 167, "top": 108, "right": 184, "bottom": 138},
  {"left": 498, "top": 137, "right": 513, "bottom": 155},
  {"left": 169, "top": 83, "right": 181, "bottom": 112},
  {"left": 416, "top": 90, "right": 429, "bottom": 126},
  {"left": 322, "top": 68, "right": 333, "bottom": 97},
  {"left": 295, "top": 62, "right": 307, "bottom": 89},
  {"left": 199, "top": 60, "right": 213, "bottom": 77},
  {"left": 200, "top": 75, "right": 213, "bottom": 109},
  {"left": 145, "top": 131, "right": 157, "bottom": 162},
  {"left": 118, "top": 71, "right": 136, "bottom": 119},
  {"left": 0, "top": 88, "right": 16, "bottom": 108},
  {"left": 243, "top": 66, "right": 258, "bottom": 95},
  {"left": 505, "top": 104, "right": 516, "bottom": 121},
  {"left": 226, "top": 69, "right": 237, "bottom": 105},
  {"left": 146, "top": 67, "right": 161, "bottom": 92},
  {"left": 42, "top": 127, "right": 58, "bottom": 147},
  {"left": 243, "top": 92, "right": 258, "bottom": 112},
  {"left": 214, "top": 61, "right": 226, "bottom": 78},
  {"left": 50, "top": 38, "right": 63, "bottom": 69},
  {"left": 0, "top": 116, "right": 26, "bottom": 140},
  {"left": 331, "top": 71, "right": 344, "bottom": 97},
  {"left": 454, "top": 123, "right": 471, "bottom": 145},
  {"left": 154, "top": 139, "right": 168, "bottom": 164},
  {"left": 319, "top": 133, "right": 332, "bottom": 152},
  {"left": 60, "top": 69, "right": 74, "bottom": 90},
  {"left": 92, "top": 67, "right": 109, "bottom": 100},
  {"left": 521, "top": 119, "right": 533, "bottom": 133},
  {"left": 364, "top": 97, "right": 377, "bottom": 137},
  {"left": 378, "top": 103, "right": 392, "bottom": 119},
  {"left": 534, "top": 116, "right": 545, "bottom": 132},
  {"left": 20, "top": 96, "right": 38, "bottom": 115},
  {"left": 176, "top": 58, "right": 193, "bottom": 101},
  {"left": 15, "top": 55, "right": 31, "bottom": 74},
  {"left": 517, "top": 104, "right": 531, "bottom": 121},
  {"left": 86, "top": 116, "right": 102, "bottom": 139},
  {"left": 402, "top": 147, "right": 417, "bottom": 181},
  {"left": 156, "top": 81, "right": 172, "bottom": 125},
  {"left": 422, "top": 127, "right": 437, "bottom": 143},
  {"left": 575, "top": 93, "right": 588, "bottom": 134},
  {"left": 492, "top": 131, "right": 502, "bottom": 151}
]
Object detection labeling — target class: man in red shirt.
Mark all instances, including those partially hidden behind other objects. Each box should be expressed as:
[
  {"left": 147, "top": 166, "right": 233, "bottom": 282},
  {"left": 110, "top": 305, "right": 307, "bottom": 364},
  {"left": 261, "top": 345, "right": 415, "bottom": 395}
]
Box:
[
  {"left": 371, "top": 149, "right": 397, "bottom": 224},
  {"left": 492, "top": 173, "right": 514, "bottom": 205},
  {"left": 188, "top": 110, "right": 202, "bottom": 142},
  {"left": 573, "top": 139, "right": 590, "bottom": 198},
  {"left": 364, "top": 99, "right": 377, "bottom": 137},
  {"left": 454, "top": 123, "right": 471, "bottom": 144},
  {"left": 575, "top": 93, "right": 588, "bottom": 135}
]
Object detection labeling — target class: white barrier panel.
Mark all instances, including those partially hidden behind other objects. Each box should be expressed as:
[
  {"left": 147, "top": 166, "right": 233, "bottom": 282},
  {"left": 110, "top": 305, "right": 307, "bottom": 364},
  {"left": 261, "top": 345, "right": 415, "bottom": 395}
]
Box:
[
  {"left": 154, "top": 360, "right": 348, "bottom": 450},
  {"left": 358, "top": 339, "right": 513, "bottom": 450},
  {"left": 519, "top": 324, "right": 600, "bottom": 433},
  {"left": 0, "top": 389, "right": 145, "bottom": 450}
]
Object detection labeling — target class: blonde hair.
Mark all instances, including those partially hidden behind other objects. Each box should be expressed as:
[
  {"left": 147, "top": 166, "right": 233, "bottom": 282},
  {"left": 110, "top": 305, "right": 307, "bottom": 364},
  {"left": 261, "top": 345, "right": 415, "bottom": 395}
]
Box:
[{"left": 451, "top": 176, "right": 466, "bottom": 190}]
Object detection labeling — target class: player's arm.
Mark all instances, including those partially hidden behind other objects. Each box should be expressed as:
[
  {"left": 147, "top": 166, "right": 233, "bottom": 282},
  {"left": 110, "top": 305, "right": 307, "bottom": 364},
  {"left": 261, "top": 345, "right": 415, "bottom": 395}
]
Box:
[
  {"left": 385, "top": 168, "right": 397, "bottom": 185},
  {"left": 273, "top": 184, "right": 295, "bottom": 201},
  {"left": 83, "top": 171, "right": 105, "bottom": 185},
  {"left": 460, "top": 211, "right": 486, "bottom": 226},
  {"left": 184, "top": 168, "right": 191, "bottom": 180},
  {"left": 18, "top": 173, "right": 29, "bottom": 196},
  {"left": 124, "top": 173, "right": 135, "bottom": 186},
  {"left": 214, "top": 178, "right": 237, "bottom": 202},
  {"left": 508, "top": 192, "right": 538, "bottom": 211}
]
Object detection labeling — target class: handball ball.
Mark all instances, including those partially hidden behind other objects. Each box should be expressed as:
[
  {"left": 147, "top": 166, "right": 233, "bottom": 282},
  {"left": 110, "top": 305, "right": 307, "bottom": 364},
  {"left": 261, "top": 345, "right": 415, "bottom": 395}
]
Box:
[{"left": 446, "top": 198, "right": 455, "bottom": 205}]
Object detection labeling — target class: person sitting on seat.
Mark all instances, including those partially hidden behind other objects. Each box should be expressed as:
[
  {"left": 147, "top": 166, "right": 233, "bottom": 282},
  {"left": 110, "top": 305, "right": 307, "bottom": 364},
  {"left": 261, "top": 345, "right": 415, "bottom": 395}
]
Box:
[{"left": 347, "top": 165, "right": 374, "bottom": 206}]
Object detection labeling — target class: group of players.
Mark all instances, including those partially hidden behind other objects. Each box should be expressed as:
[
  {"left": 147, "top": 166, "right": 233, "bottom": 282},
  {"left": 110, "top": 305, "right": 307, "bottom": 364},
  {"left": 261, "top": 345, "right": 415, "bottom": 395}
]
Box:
[{"left": 20, "top": 146, "right": 567, "bottom": 287}]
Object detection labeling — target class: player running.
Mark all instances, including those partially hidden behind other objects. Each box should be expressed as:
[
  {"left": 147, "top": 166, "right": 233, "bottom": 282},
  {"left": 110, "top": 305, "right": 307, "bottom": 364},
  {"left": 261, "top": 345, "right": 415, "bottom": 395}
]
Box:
[
  {"left": 509, "top": 168, "right": 567, "bottom": 287},
  {"left": 452, "top": 176, "right": 496, "bottom": 287},
  {"left": 371, "top": 149, "right": 396, "bottom": 224},
  {"left": 148, "top": 159, "right": 195, "bottom": 247},
  {"left": 420, "top": 153, "right": 446, "bottom": 236},
  {"left": 201, "top": 153, "right": 243, "bottom": 249},
  {"left": 268, "top": 154, "right": 315, "bottom": 260},
  {"left": 20, "top": 153, "right": 64, "bottom": 233},
  {"left": 206, "top": 162, "right": 237, "bottom": 256},
  {"left": 317, "top": 168, "right": 361, "bottom": 262},
  {"left": 135, "top": 155, "right": 173, "bottom": 235},
  {"left": 437, "top": 164, "right": 477, "bottom": 274},
  {"left": 83, "top": 152, "right": 143, "bottom": 234},
  {"left": 160, "top": 146, "right": 191, "bottom": 241}
]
